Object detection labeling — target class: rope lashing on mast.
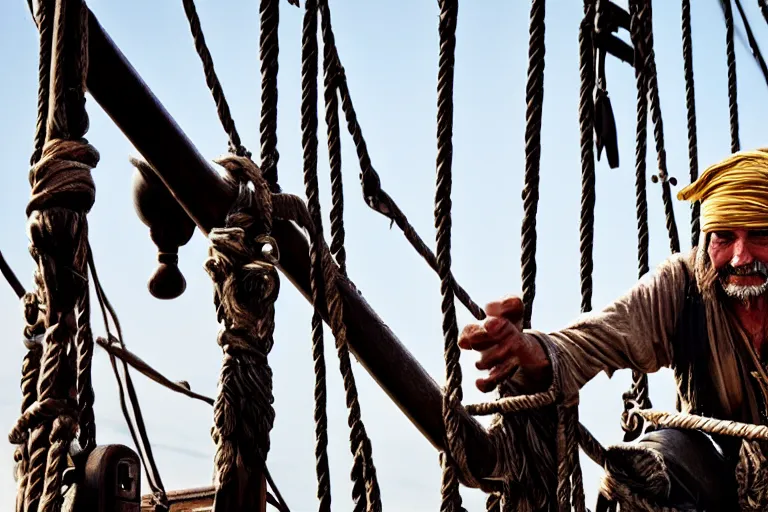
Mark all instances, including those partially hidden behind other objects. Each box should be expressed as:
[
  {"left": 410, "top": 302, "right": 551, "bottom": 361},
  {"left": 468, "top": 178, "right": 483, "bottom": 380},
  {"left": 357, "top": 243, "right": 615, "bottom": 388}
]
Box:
[
  {"left": 301, "top": 0, "right": 382, "bottom": 508},
  {"left": 17, "top": 0, "right": 98, "bottom": 509},
  {"left": 204, "top": 155, "right": 281, "bottom": 512}
]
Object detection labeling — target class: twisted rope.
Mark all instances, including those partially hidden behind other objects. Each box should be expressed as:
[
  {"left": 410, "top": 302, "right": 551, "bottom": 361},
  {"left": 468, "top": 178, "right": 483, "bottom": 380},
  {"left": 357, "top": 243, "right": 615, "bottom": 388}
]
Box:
[
  {"left": 22, "top": 2, "right": 97, "bottom": 509},
  {"left": 30, "top": 0, "right": 53, "bottom": 166},
  {"left": 75, "top": 291, "right": 96, "bottom": 454},
  {"left": 205, "top": 157, "right": 278, "bottom": 511},
  {"left": 301, "top": 2, "right": 382, "bottom": 509},
  {"left": 181, "top": 0, "right": 248, "bottom": 157},
  {"left": 636, "top": 408, "right": 768, "bottom": 441},
  {"left": 578, "top": 4, "right": 597, "bottom": 315},
  {"left": 259, "top": 0, "right": 281, "bottom": 189},
  {"left": 331, "top": 46, "right": 484, "bottom": 320},
  {"left": 681, "top": 0, "right": 700, "bottom": 247},
  {"left": 433, "top": 1, "right": 471, "bottom": 510},
  {"left": 14, "top": 294, "right": 44, "bottom": 512},
  {"left": 723, "top": 0, "right": 740, "bottom": 153},
  {"left": 520, "top": 0, "right": 545, "bottom": 330},
  {"left": 319, "top": 0, "right": 347, "bottom": 276},
  {"left": 301, "top": 1, "right": 333, "bottom": 509},
  {"left": 641, "top": 0, "right": 680, "bottom": 255}
]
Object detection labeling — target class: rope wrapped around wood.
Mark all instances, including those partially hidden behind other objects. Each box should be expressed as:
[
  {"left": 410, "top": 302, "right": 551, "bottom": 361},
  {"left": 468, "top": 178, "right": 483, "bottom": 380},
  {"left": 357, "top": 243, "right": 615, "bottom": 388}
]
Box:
[
  {"left": 205, "top": 155, "right": 280, "bottom": 512},
  {"left": 16, "top": 1, "right": 100, "bottom": 509}
]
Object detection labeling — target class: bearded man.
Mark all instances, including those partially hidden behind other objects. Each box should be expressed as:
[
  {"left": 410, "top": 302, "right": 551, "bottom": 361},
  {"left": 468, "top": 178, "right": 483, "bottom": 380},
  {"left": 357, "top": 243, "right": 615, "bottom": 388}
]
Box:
[{"left": 459, "top": 149, "right": 768, "bottom": 510}]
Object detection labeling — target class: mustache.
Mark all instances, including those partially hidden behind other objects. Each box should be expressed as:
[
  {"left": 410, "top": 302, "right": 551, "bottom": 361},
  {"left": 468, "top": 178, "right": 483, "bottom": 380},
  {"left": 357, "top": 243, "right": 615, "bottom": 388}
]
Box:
[{"left": 719, "top": 260, "right": 768, "bottom": 278}]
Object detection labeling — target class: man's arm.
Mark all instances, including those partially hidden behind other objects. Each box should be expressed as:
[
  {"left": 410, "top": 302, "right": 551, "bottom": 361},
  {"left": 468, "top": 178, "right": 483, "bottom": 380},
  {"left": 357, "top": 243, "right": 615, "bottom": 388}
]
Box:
[
  {"left": 525, "top": 254, "right": 689, "bottom": 397},
  {"left": 460, "top": 254, "right": 690, "bottom": 398}
]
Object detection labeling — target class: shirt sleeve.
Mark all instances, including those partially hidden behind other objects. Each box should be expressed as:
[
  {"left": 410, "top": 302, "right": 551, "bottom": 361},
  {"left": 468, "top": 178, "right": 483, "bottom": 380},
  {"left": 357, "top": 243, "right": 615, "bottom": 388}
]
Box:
[{"left": 525, "top": 253, "right": 690, "bottom": 400}]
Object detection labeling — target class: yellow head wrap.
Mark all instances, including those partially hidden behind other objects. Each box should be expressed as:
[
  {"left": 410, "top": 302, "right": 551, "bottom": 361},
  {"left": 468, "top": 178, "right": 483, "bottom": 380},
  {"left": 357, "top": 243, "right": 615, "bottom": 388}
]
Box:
[{"left": 677, "top": 148, "right": 768, "bottom": 233}]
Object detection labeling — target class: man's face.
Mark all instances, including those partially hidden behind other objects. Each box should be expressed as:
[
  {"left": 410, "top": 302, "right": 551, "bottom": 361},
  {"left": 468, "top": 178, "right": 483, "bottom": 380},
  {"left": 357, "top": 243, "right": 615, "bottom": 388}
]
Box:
[{"left": 708, "top": 228, "right": 768, "bottom": 300}]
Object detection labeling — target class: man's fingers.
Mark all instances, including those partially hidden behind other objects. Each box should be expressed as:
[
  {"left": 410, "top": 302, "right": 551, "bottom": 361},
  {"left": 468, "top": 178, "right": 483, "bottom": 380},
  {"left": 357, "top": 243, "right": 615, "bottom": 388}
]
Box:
[
  {"left": 485, "top": 296, "right": 524, "bottom": 324},
  {"left": 458, "top": 318, "right": 516, "bottom": 351},
  {"left": 475, "top": 340, "right": 515, "bottom": 371},
  {"left": 476, "top": 358, "right": 519, "bottom": 393}
]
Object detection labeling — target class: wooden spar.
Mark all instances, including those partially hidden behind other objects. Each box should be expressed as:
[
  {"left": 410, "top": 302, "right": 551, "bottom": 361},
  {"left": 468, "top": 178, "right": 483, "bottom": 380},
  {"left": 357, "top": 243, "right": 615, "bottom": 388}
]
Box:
[{"left": 82, "top": 8, "right": 499, "bottom": 482}]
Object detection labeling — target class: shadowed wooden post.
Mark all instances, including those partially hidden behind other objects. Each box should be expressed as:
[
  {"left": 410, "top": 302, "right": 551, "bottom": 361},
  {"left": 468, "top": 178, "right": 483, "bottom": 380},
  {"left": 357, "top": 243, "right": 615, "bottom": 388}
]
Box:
[{"left": 76, "top": 5, "right": 498, "bottom": 493}]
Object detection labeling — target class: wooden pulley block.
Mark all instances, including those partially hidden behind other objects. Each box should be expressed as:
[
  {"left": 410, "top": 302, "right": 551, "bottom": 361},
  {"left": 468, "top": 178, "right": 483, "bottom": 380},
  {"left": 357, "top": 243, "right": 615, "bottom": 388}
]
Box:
[
  {"left": 131, "top": 158, "right": 196, "bottom": 300},
  {"left": 69, "top": 444, "right": 141, "bottom": 512}
]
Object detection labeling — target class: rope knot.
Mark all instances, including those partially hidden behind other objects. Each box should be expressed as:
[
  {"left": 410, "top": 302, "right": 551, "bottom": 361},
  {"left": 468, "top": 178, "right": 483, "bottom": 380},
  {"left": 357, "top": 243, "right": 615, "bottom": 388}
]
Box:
[
  {"left": 215, "top": 154, "right": 273, "bottom": 233},
  {"left": 9, "top": 398, "right": 76, "bottom": 445},
  {"left": 217, "top": 329, "right": 270, "bottom": 362},
  {"left": 26, "top": 139, "right": 99, "bottom": 216}
]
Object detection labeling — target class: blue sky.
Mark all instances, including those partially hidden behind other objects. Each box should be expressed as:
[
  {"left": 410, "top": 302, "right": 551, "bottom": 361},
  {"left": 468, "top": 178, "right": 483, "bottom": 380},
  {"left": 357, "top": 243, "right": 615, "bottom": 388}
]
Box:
[{"left": 1, "top": 0, "right": 768, "bottom": 510}]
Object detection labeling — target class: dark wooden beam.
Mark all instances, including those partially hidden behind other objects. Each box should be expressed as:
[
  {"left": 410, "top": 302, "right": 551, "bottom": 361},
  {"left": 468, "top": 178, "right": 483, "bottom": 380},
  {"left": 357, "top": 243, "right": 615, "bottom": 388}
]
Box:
[{"left": 82, "top": 9, "right": 498, "bottom": 481}]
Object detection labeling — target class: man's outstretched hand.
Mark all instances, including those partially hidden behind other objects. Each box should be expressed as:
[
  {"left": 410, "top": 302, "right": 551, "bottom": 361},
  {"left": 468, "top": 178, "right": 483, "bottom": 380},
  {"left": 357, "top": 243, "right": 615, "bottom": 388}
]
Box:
[{"left": 458, "top": 296, "right": 550, "bottom": 393}]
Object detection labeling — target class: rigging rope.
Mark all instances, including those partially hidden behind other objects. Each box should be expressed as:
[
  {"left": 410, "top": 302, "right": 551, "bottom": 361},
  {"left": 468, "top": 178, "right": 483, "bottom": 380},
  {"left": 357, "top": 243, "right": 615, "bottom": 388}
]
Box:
[
  {"left": 259, "top": 0, "right": 284, "bottom": 191},
  {"left": 681, "top": 0, "right": 701, "bottom": 248},
  {"left": 723, "top": 0, "right": 741, "bottom": 153},
  {"left": 181, "top": 0, "right": 249, "bottom": 158},
  {"left": 520, "top": 0, "right": 545, "bottom": 330},
  {"left": 5, "top": 25, "right": 46, "bottom": 496},
  {"left": 642, "top": 0, "right": 681, "bottom": 255},
  {"left": 578, "top": 1, "right": 597, "bottom": 315},
  {"left": 302, "top": 1, "right": 382, "bottom": 510},
  {"left": 19, "top": 1, "right": 96, "bottom": 509},
  {"left": 761, "top": 0, "right": 768, "bottom": 25},
  {"left": 326, "top": 39, "right": 485, "bottom": 320},
  {"left": 319, "top": 1, "right": 348, "bottom": 277},
  {"left": 205, "top": 157, "right": 279, "bottom": 512},
  {"left": 302, "top": 1, "right": 334, "bottom": 509},
  {"left": 433, "top": 1, "right": 470, "bottom": 511}
]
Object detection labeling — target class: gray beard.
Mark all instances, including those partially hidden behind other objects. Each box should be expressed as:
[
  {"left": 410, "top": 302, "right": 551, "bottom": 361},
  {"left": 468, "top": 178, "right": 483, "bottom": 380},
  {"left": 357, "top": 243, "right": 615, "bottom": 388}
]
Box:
[{"left": 719, "top": 260, "right": 768, "bottom": 301}]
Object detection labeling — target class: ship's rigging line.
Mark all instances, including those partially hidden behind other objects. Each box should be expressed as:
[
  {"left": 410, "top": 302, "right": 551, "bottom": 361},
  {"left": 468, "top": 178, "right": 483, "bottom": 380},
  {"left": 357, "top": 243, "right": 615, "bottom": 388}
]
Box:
[{"left": 0, "top": 247, "right": 290, "bottom": 511}]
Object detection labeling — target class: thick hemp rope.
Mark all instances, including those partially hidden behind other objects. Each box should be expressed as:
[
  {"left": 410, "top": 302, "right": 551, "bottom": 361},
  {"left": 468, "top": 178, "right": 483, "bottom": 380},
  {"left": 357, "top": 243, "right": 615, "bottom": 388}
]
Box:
[
  {"left": 520, "top": 0, "right": 545, "bottom": 330},
  {"left": 681, "top": 0, "right": 700, "bottom": 248},
  {"left": 432, "top": 0, "right": 474, "bottom": 510},
  {"left": 302, "top": 1, "right": 334, "bottom": 509},
  {"left": 205, "top": 156, "right": 280, "bottom": 512},
  {"left": 578, "top": 0, "right": 597, "bottom": 315},
  {"left": 301, "top": 1, "right": 382, "bottom": 509},
  {"left": 317, "top": 18, "right": 484, "bottom": 320},
  {"left": 723, "top": 0, "right": 740, "bottom": 153},
  {"left": 181, "top": 0, "right": 249, "bottom": 158},
  {"left": 641, "top": 0, "right": 681, "bottom": 255},
  {"left": 13, "top": 2, "right": 53, "bottom": 508},
  {"left": 618, "top": 0, "right": 654, "bottom": 446},
  {"left": 19, "top": 0, "right": 98, "bottom": 510},
  {"left": 319, "top": 0, "right": 347, "bottom": 277}
]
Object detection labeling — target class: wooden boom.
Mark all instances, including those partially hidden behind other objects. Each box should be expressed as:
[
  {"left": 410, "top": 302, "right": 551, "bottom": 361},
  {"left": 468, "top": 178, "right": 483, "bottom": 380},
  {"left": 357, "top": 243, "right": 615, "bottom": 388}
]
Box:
[{"left": 81, "top": 6, "right": 498, "bottom": 483}]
